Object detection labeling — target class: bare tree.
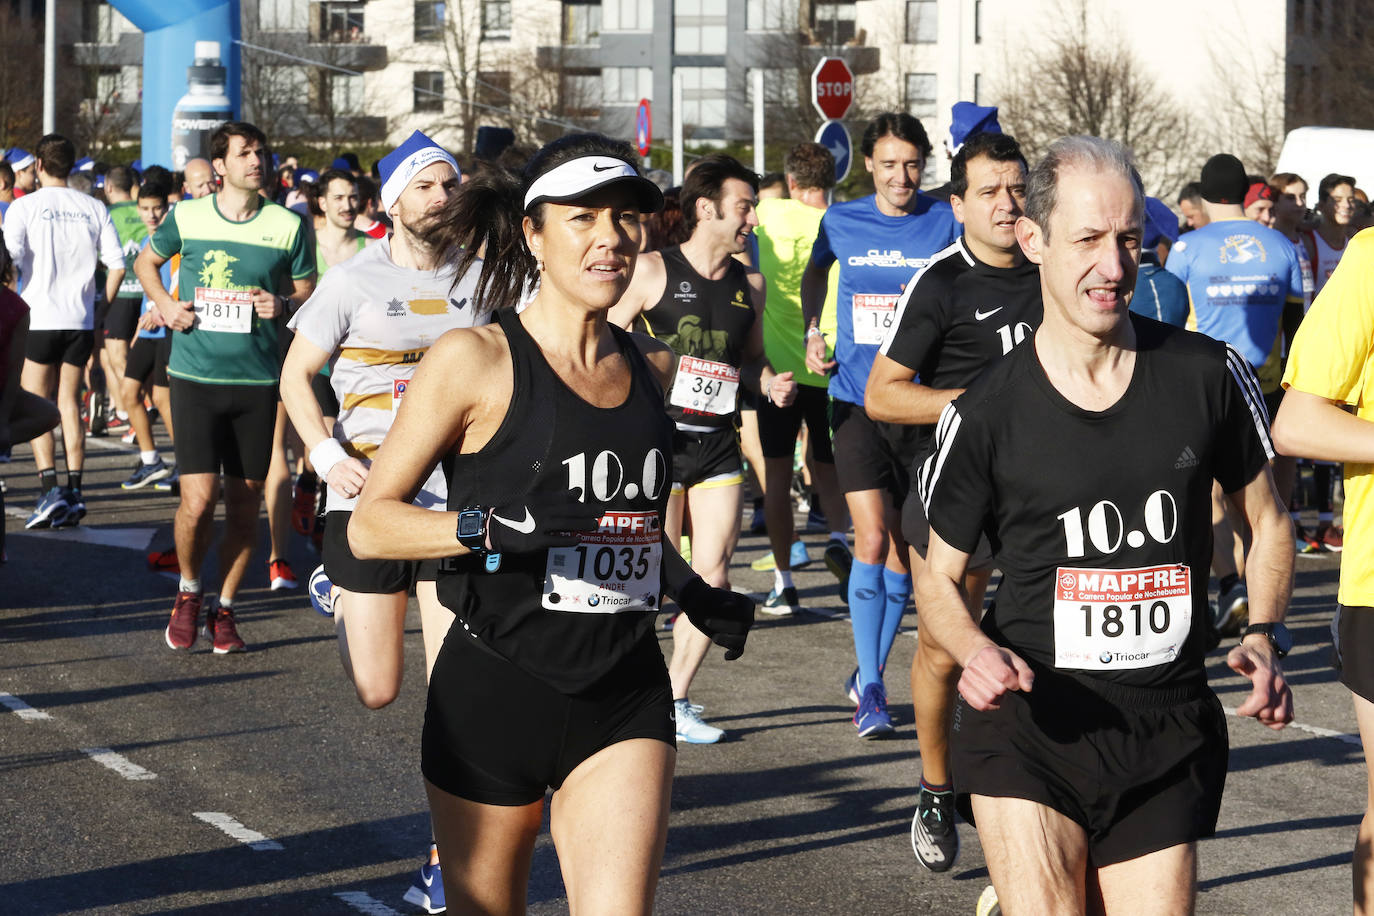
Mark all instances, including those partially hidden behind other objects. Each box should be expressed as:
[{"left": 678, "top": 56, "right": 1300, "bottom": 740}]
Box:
[
  {"left": 0, "top": 8, "right": 49, "bottom": 149},
  {"left": 71, "top": 67, "right": 140, "bottom": 156},
  {"left": 992, "top": 0, "right": 1201, "bottom": 196}
]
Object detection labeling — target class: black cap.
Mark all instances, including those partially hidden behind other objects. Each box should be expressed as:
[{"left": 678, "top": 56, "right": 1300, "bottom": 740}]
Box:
[{"left": 1200, "top": 154, "right": 1248, "bottom": 205}]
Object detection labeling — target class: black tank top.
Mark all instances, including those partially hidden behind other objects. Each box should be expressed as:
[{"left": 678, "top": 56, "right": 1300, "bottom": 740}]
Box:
[
  {"left": 438, "top": 309, "right": 675, "bottom": 694},
  {"left": 643, "top": 245, "right": 757, "bottom": 430}
]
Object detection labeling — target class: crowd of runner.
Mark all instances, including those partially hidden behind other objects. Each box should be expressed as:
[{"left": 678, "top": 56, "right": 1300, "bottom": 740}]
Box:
[{"left": 0, "top": 103, "right": 1371, "bottom": 915}]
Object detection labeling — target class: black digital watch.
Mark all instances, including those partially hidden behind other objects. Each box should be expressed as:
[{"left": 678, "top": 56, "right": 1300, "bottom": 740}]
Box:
[{"left": 455, "top": 507, "right": 488, "bottom": 553}]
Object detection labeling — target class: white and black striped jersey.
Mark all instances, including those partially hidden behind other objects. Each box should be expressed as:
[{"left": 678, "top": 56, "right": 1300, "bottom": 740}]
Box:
[{"left": 919, "top": 315, "right": 1273, "bottom": 690}]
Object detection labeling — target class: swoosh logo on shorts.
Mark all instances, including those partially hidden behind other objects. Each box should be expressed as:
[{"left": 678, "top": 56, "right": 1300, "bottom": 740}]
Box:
[
  {"left": 974, "top": 307, "right": 1003, "bottom": 321},
  {"left": 491, "top": 508, "right": 536, "bottom": 534}
]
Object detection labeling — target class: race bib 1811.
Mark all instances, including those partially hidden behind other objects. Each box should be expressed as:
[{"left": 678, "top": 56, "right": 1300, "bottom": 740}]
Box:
[
  {"left": 669, "top": 355, "right": 740, "bottom": 416},
  {"left": 193, "top": 287, "right": 253, "bottom": 334},
  {"left": 852, "top": 293, "right": 899, "bottom": 345},
  {"left": 542, "top": 510, "right": 661, "bottom": 613},
  {"left": 1052, "top": 564, "right": 1192, "bottom": 671}
]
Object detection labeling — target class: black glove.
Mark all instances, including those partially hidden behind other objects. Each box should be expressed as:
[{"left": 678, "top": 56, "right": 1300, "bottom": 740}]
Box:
[
  {"left": 677, "top": 575, "right": 754, "bottom": 660},
  {"left": 486, "top": 499, "right": 600, "bottom": 554}
]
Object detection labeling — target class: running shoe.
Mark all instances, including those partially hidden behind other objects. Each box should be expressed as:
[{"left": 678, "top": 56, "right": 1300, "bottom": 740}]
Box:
[
  {"left": 147, "top": 548, "right": 180, "bottom": 573},
  {"left": 752, "top": 540, "right": 812, "bottom": 572},
  {"left": 120, "top": 427, "right": 137, "bottom": 445},
  {"left": 308, "top": 564, "right": 335, "bottom": 617},
  {"left": 205, "top": 602, "right": 246, "bottom": 653},
  {"left": 1317, "top": 522, "right": 1344, "bottom": 552},
  {"left": 121, "top": 457, "right": 173, "bottom": 490},
  {"left": 823, "top": 538, "right": 852, "bottom": 605},
  {"left": 805, "top": 506, "right": 828, "bottom": 532},
  {"left": 844, "top": 667, "right": 860, "bottom": 705},
  {"left": 24, "top": 486, "right": 69, "bottom": 529},
  {"left": 975, "top": 884, "right": 1001, "bottom": 916},
  {"left": 153, "top": 468, "right": 179, "bottom": 493},
  {"left": 911, "top": 785, "right": 959, "bottom": 872},
  {"left": 268, "top": 558, "right": 298, "bottom": 590},
  {"left": 402, "top": 846, "right": 445, "bottom": 914},
  {"left": 854, "top": 682, "right": 894, "bottom": 738},
  {"left": 1214, "top": 581, "right": 1249, "bottom": 637},
  {"left": 106, "top": 413, "right": 129, "bottom": 433},
  {"left": 88, "top": 406, "right": 107, "bottom": 436},
  {"left": 165, "top": 591, "right": 202, "bottom": 650},
  {"left": 674, "top": 698, "right": 724, "bottom": 744},
  {"left": 55, "top": 488, "right": 86, "bottom": 527},
  {"left": 749, "top": 503, "right": 766, "bottom": 534},
  {"left": 761, "top": 585, "right": 800, "bottom": 617},
  {"left": 291, "top": 478, "right": 317, "bottom": 536}
]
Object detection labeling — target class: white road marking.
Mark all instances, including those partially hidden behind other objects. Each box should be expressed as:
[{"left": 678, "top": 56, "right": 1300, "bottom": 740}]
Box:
[
  {"left": 0, "top": 691, "right": 52, "bottom": 720},
  {"left": 334, "top": 892, "right": 403, "bottom": 916},
  {"left": 1222, "top": 706, "right": 1362, "bottom": 747},
  {"left": 193, "top": 812, "right": 284, "bottom": 850},
  {"left": 82, "top": 747, "right": 157, "bottom": 780},
  {"left": 9, "top": 525, "right": 157, "bottom": 551}
]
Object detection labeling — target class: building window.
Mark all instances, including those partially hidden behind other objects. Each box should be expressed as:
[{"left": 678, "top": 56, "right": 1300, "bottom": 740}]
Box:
[
  {"left": 81, "top": 0, "right": 118, "bottom": 43},
  {"left": 317, "top": 72, "right": 363, "bottom": 114},
  {"left": 476, "top": 70, "right": 510, "bottom": 114},
  {"left": 316, "top": 1, "right": 365, "bottom": 42},
  {"left": 675, "top": 0, "right": 727, "bottom": 55},
  {"left": 812, "top": 2, "right": 856, "bottom": 45},
  {"left": 604, "top": 0, "right": 653, "bottom": 31},
  {"left": 564, "top": 70, "right": 603, "bottom": 114},
  {"left": 481, "top": 0, "right": 511, "bottom": 40},
  {"left": 677, "top": 66, "right": 727, "bottom": 129},
  {"left": 745, "top": 68, "right": 800, "bottom": 107},
  {"left": 746, "top": 0, "right": 788, "bottom": 31},
  {"left": 415, "top": 1, "right": 445, "bottom": 41},
  {"left": 259, "top": 0, "right": 308, "bottom": 31},
  {"left": 603, "top": 66, "right": 652, "bottom": 104},
  {"left": 565, "top": 2, "right": 602, "bottom": 45},
  {"left": 414, "top": 71, "right": 444, "bottom": 112},
  {"left": 906, "top": 0, "right": 936, "bottom": 43},
  {"left": 905, "top": 72, "right": 937, "bottom": 119}
]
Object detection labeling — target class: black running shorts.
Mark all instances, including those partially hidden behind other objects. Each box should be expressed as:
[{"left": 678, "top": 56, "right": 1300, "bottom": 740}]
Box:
[
  {"left": 950, "top": 669, "right": 1228, "bottom": 866},
  {"left": 757, "top": 383, "right": 836, "bottom": 463},
  {"left": 25, "top": 329, "right": 94, "bottom": 367},
  {"left": 169, "top": 377, "right": 278, "bottom": 481},
  {"left": 830, "top": 398, "right": 919, "bottom": 500},
  {"left": 422, "top": 627, "right": 674, "bottom": 806},
  {"left": 103, "top": 297, "right": 142, "bottom": 343},
  {"left": 324, "top": 510, "right": 433, "bottom": 594},
  {"left": 125, "top": 336, "right": 171, "bottom": 388},
  {"left": 1336, "top": 605, "right": 1374, "bottom": 703},
  {"left": 671, "top": 427, "right": 743, "bottom": 494},
  {"left": 902, "top": 487, "right": 995, "bottom": 569}
]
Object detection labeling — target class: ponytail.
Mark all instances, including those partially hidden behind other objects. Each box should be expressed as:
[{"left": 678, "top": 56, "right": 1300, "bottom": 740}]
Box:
[{"left": 429, "top": 164, "right": 536, "bottom": 315}]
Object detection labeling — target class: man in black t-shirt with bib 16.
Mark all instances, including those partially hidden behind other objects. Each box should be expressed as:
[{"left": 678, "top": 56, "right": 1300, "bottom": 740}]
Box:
[{"left": 915, "top": 136, "right": 1295, "bottom": 915}]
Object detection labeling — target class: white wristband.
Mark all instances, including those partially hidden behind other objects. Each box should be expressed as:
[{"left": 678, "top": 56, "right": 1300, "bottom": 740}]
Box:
[{"left": 309, "top": 437, "right": 349, "bottom": 483}]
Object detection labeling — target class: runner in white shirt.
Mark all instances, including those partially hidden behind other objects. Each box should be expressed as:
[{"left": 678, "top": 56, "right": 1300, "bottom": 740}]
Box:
[
  {"left": 280, "top": 130, "right": 481, "bottom": 916},
  {"left": 7, "top": 134, "right": 125, "bottom": 528}
]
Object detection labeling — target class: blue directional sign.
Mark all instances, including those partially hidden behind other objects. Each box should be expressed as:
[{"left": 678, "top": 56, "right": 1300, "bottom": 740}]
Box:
[{"left": 814, "top": 120, "right": 851, "bottom": 183}]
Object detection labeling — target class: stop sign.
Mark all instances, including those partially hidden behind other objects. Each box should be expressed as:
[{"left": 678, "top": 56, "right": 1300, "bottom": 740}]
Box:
[{"left": 811, "top": 57, "right": 854, "bottom": 121}]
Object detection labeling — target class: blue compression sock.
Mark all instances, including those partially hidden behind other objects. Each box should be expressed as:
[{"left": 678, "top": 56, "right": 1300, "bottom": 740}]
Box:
[
  {"left": 849, "top": 560, "right": 886, "bottom": 689},
  {"left": 879, "top": 568, "right": 912, "bottom": 672}
]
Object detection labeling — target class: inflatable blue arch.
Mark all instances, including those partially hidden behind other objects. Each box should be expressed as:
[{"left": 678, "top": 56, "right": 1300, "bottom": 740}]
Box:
[{"left": 108, "top": 0, "right": 241, "bottom": 168}]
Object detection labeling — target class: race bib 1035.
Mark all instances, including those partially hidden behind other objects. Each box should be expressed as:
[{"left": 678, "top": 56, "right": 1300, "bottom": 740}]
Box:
[{"left": 543, "top": 510, "right": 661, "bottom": 613}]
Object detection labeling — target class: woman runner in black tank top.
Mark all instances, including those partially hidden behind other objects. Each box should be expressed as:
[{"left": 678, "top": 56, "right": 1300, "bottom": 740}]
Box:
[{"left": 349, "top": 134, "right": 754, "bottom": 915}]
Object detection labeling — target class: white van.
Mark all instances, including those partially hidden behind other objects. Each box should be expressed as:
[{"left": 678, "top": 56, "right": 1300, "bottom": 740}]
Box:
[{"left": 1274, "top": 126, "right": 1374, "bottom": 207}]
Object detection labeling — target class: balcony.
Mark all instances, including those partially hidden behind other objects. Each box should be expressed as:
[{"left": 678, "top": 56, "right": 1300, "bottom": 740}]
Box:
[{"left": 72, "top": 31, "right": 142, "bottom": 68}]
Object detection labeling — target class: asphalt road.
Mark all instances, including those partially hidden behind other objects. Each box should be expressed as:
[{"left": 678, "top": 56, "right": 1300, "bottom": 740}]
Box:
[{"left": 0, "top": 431, "right": 1363, "bottom": 915}]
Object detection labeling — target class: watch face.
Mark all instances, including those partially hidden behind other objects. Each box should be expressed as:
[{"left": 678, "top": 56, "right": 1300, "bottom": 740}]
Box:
[{"left": 457, "top": 511, "right": 483, "bottom": 538}]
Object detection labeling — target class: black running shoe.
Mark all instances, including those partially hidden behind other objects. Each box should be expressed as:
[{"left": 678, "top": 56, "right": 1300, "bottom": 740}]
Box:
[{"left": 911, "top": 785, "right": 959, "bottom": 872}]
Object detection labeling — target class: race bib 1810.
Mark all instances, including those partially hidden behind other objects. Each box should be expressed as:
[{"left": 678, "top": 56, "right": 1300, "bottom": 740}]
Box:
[
  {"left": 852, "top": 293, "right": 899, "bottom": 345},
  {"left": 542, "top": 510, "right": 661, "bottom": 613},
  {"left": 193, "top": 287, "right": 253, "bottom": 334},
  {"left": 669, "top": 355, "right": 739, "bottom": 416},
  {"left": 1052, "top": 564, "right": 1192, "bottom": 671}
]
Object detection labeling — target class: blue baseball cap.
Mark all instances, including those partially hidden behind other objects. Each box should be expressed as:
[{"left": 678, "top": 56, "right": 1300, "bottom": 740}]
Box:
[
  {"left": 5, "top": 148, "right": 34, "bottom": 170},
  {"left": 1143, "top": 196, "right": 1180, "bottom": 249}
]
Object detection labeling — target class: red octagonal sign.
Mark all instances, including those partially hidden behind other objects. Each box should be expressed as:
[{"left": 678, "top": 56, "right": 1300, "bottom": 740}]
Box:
[{"left": 811, "top": 57, "right": 854, "bottom": 121}]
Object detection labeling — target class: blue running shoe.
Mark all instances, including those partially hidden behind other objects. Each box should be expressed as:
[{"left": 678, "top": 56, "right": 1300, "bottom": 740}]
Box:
[
  {"left": 25, "top": 486, "right": 69, "bottom": 529},
  {"left": 122, "top": 457, "right": 172, "bottom": 490},
  {"left": 308, "top": 564, "right": 335, "bottom": 617},
  {"left": 789, "top": 539, "right": 812, "bottom": 569},
  {"left": 854, "top": 682, "right": 894, "bottom": 738},
  {"left": 55, "top": 488, "right": 86, "bottom": 527},
  {"left": 402, "top": 846, "right": 445, "bottom": 913},
  {"left": 844, "top": 667, "right": 860, "bottom": 704}
]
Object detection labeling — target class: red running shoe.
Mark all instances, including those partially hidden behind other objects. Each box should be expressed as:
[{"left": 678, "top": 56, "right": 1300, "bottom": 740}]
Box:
[
  {"left": 205, "top": 603, "right": 246, "bottom": 653},
  {"left": 165, "top": 591, "right": 202, "bottom": 650},
  {"left": 147, "top": 548, "right": 180, "bottom": 573},
  {"left": 269, "top": 558, "right": 298, "bottom": 590}
]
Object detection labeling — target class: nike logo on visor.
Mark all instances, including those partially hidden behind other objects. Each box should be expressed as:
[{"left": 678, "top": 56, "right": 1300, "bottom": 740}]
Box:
[
  {"left": 591, "top": 163, "right": 621, "bottom": 172},
  {"left": 491, "top": 508, "right": 536, "bottom": 534}
]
